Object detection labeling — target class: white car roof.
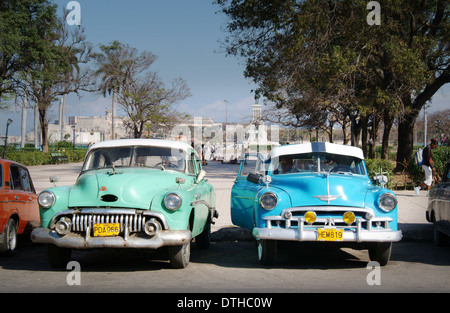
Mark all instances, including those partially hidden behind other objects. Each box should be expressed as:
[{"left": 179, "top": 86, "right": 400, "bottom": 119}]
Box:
[
  {"left": 88, "top": 139, "right": 193, "bottom": 153},
  {"left": 270, "top": 142, "right": 365, "bottom": 160}
]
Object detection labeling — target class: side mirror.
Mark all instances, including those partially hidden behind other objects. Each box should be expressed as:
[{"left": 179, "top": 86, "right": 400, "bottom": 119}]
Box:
[
  {"left": 49, "top": 176, "right": 60, "bottom": 186},
  {"left": 247, "top": 172, "right": 262, "bottom": 184},
  {"left": 372, "top": 175, "right": 388, "bottom": 187},
  {"left": 196, "top": 170, "right": 206, "bottom": 184}
]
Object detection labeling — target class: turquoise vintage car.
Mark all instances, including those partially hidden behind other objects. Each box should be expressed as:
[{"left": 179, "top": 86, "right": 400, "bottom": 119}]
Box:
[
  {"left": 231, "top": 142, "right": 402, "bottom": 266},
  {"left": 31, "top": 139, "right": 217, "bottom": 268}
]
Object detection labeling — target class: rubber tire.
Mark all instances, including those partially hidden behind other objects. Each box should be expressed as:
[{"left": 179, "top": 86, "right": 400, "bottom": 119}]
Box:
[
  {"left": 46, "top": 244, "right": 72, "bottom": 269},
  {"left": 368, "top": 242, "right": 392, "bottom": 266},
  {"left": 195, "top": 219, "right": 211, "bottom": 249},
  {"left": 433, "top": 224, "right": 448, "bottom": 247},
  {"left": 257, "top": 239, "right": 277, "bottom": 266},
  {"left": 169, "top": 240, "right": 191, "bottom": 269},
  {"left": 0, "top": 219, "right": 17, "bottom": 255}
]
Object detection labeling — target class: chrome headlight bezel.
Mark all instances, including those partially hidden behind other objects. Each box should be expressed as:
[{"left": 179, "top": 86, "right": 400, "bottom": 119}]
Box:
[
  {"left": 378, "top": 193, "right": 397, "bottom": 212},
  {"left": 38, "top": 191, "right": 55, "bottom": 209},
  {"left": 260, "top": 192, "right": 278, "bottom": 210},
  {"left": 164, "top": 193, "right": 182, "bottom": 211}
]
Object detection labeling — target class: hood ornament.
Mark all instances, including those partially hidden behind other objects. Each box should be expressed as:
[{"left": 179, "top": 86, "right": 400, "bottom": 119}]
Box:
[{"left": 313, "top": 171, "right": 341, "bottom": 204}]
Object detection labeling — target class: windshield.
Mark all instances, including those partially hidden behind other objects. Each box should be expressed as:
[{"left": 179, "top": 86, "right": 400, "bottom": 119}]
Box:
[
  {"left": 82, "top": 146, "right": 186, "bottom": 172},
  {"left": 271, "top": 152, "right": 366, "bottom": 175}
]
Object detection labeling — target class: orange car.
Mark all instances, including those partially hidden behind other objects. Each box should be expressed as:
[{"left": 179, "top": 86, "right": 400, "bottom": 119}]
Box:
[{"left": 0, "top": 159, "right": 39, "bottom": 255}]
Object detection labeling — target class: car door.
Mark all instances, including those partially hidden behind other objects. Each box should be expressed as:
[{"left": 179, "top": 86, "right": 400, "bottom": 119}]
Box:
[
  {"left": 231, "top": 153, "right": 265, "bottom": 230},
  {"left": 9, "top": 164, "right": 39, "bottom": 234},
  {"left": 0, "top": 162, "right": 7, "bottom": 234}
]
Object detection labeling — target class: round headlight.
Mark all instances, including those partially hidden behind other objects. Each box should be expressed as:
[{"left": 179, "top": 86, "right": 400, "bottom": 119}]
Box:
[
  {"left": 378, "top": 193, "right": 397, "bottom": 212},
  {"left": 260, "top": 192, "right": 278, "bottom": 210},
  {"left": 164, "top": 193, "right": 182, "bottom": 211},
  {"left": 38, "top": 191, "right": 55, "bottom": 208}
]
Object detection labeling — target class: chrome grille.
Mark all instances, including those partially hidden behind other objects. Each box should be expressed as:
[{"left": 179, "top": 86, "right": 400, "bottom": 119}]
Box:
[
  {"left": 72, "top": 213, "right": 148, "bottom": 233},
  {"left": 50, "top": 209, "right": 168, "bottom": 236}
]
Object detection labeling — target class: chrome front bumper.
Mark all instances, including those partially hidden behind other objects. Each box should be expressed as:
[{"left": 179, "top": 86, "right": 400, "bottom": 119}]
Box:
[
  {"left": 31, "top": 228, "right": 192, "bottom": 249},
  {"left": 253, "top": 217, "right": 403, "bottom": 243}
]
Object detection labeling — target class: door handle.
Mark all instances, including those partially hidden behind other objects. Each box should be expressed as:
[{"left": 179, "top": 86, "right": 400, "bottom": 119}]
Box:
[{"left": 15, "top": 196, "right": 19, "bottom": 200}]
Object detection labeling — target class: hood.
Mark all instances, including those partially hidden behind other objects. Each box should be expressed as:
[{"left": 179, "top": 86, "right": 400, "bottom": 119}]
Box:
[
  {"left": 271, "top": 173, "right": 372, "bottom": 208},
  {"left": 68, "top": 168, "right": 186, "bottom": 210}
]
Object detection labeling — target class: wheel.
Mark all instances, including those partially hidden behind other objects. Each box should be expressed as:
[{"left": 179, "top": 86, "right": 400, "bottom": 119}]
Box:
[
  {"left": 433, "top": 223, "right": 448, "bottom": 247},
  {"left": 169, "top": 241, "right": 191, "bottom": 269},
  {"left": 257, "top": 239, "right": 277, "bottom": 266},
  {"left": 368, "top": 242, "right": 392, "bottom": 266},
  {"left": 46, "top": 244, "right": 72, "bottom": 268},
  {"left": 0, "top": 219, "right": 17, "bottom": 255},
  {"left": 195, "top": 219, "right": 211, "bottom": 249}
]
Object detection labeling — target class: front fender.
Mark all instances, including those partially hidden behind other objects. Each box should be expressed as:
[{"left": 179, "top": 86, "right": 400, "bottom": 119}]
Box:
[
  {"left": 255, "top": 187, "right": 292, "bottom": 228},
  {"left": 150, "top": 188, "right": 210, "bottom": 235},
  {"left": 365, "top": 187, "right": 398, "bottom": 230},
  {"left": 39, "top": 186, "right": 71, "bottom": 228}
]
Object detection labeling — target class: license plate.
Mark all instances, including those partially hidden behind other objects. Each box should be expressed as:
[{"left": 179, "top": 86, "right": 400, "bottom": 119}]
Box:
[
  {"left": 93, "top": 223, "right": 120, "bottom": 237},
  {"left": 317, "top": 228, "right": 343, "bottom": 241}
]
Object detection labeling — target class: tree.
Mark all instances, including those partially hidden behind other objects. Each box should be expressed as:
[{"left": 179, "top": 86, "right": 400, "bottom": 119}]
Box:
[
  {"left": 119, "top": 74, "right": 191, "bottom": 138},
  {"left": 22, "top": 9, "right": 93, "bottom": 152},
  {"left": 93, "top": 41, "right": 156, "bottom": 139},
  {"left": 94, "top": 42, "right": 191, "bottom": 138},
  {"left": 216, "top": 0, "right": 449, "bottom": 167}
]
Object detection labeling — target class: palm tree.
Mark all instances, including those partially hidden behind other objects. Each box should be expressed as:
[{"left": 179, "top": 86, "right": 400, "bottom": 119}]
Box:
[{"left": 93, "top": 41, "right": 124, "bottom": 140}]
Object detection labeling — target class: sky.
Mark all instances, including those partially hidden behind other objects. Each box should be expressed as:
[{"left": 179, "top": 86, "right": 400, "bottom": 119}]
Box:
[{"left": 2, "top": 0, "right": 449, "bottom": 136}]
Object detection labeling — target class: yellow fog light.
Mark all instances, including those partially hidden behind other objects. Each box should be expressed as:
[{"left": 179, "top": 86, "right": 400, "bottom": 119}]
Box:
[
  {"left": 304, "top": 211, "right": 317, "bottom": 224},
  {"left": 343, "top": 211, "right": 356, "bottom": 225}
]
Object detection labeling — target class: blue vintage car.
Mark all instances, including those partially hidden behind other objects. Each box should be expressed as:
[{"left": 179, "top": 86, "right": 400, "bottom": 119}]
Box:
[{"left": 231, "top": 142, "right": 402, "bottom": 266}]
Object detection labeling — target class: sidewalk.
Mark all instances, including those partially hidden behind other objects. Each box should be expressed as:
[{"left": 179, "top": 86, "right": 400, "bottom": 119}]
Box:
[{"left": 28, "top": 161, "right": 433, "bottom": 242}]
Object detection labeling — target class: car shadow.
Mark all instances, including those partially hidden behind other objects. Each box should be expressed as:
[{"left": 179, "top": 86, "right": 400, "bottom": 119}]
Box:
[
  {"left": 0, "top": 242, "right": 177, "bottom": 272},
  {"left": 1, "top": 236, "right": 449, "bottom": 273}
]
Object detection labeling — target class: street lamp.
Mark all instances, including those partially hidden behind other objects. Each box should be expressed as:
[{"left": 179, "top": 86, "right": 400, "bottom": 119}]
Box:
[
  {"left": 3, "top": 118, "right": 13, "bottom": 159},
  {"left": 71, "top": 125, "right": 76, "bottom": 153}
]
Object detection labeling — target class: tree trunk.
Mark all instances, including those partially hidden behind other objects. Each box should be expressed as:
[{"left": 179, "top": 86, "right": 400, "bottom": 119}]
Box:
[
  {"left": 350, "top": 114, "right": 362, "bottom": 147},
  {"left": 381, "top": 110, "right": 394, "bottom": 159},
  {"left": 39, "top": 106, "right": 49, "bottom": 152},
  {"left": 361, "top": 116, "right": 368, "bottom": 158},
  {"left": 394, "top": 111, "right": 419, "bottom": 173}
]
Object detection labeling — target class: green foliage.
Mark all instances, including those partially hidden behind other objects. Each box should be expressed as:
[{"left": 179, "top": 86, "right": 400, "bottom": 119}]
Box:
[
  {"left": 5, "top": 149, "right": 87, "bottom": 166},
  {"left": 365, "top": 158, "right": 395, "bottom": 188},
  {"left": 365, "top": 158, "right": 395, "bottom": 178}
]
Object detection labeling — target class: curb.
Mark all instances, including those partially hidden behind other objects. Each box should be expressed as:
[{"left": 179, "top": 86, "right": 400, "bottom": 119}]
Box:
[{"left": 211, "top": 224, "right": 434, "bottom": 243}]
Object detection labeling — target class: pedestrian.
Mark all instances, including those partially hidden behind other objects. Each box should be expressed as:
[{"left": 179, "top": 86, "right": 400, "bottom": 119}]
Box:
[
  {"left": 415, "top": 138, "right": 441, "bottom": 196},
  {"left": 201, "top": 144, "right": 207, "bottom": 166}
]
